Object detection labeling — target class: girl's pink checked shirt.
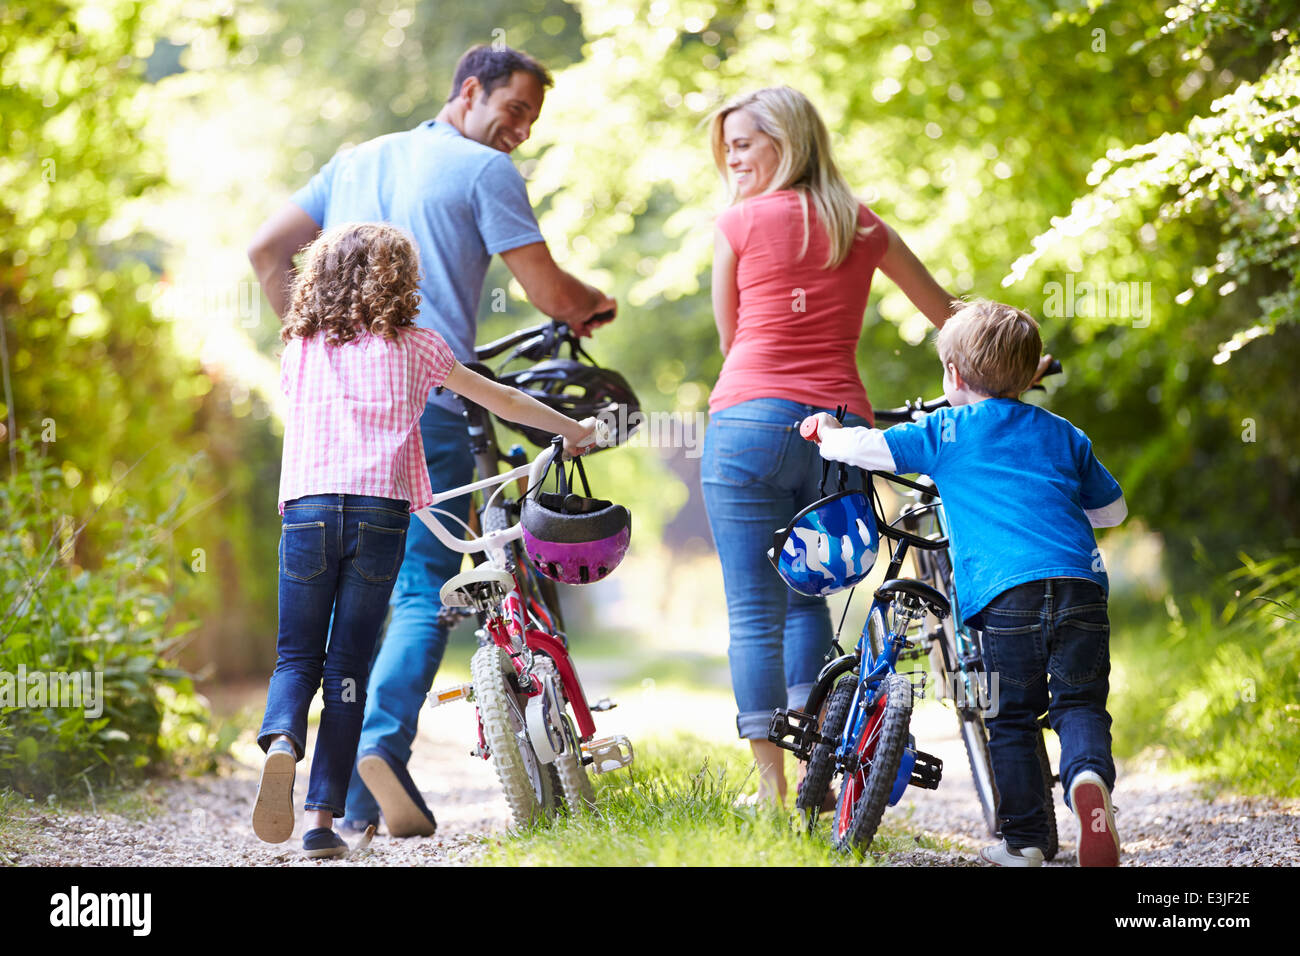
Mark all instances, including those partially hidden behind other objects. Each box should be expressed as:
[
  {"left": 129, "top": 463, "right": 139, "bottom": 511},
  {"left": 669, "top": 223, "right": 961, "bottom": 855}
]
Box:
[{"left": 277, "top": 327, "right": 456, "bottom": 515}]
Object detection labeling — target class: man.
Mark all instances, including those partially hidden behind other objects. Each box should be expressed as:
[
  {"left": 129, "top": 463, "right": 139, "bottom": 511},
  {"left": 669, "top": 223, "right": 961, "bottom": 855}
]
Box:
[{"left": 248, "top": 44, "right": 615, "bottom": 837}]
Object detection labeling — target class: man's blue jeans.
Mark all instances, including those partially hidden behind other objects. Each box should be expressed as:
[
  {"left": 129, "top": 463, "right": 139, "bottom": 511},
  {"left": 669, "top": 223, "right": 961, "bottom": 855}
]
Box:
[
  {"left": 257, "top": 494, "right": 411, "bottom": 816},
  {"left": 700, "top": 398, "right": 869, "bottom": 739},
  {"left": 343, "top": 403, "right": 474, "bottom": 823},
  {"left": 971, "top": 577, "right": 1116, "bottom": 851}
]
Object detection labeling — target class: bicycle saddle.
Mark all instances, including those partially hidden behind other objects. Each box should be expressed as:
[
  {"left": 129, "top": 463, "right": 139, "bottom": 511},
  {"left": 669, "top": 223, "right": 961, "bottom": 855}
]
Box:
[
  {"left": 874, "top": 578, "right": 950, "bottom": 618},
  {"left": 440, "top": 567, "right": 515, "bottom": 610}
]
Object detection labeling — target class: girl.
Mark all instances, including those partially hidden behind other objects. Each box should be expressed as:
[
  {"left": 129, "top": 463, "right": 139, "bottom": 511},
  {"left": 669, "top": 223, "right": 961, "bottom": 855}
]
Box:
[
  {"left": 252, "top": 222, "right": 599, "bottom": 858},
  {"left": 702, "top": 87, "right": 958, "bottom": 807}
]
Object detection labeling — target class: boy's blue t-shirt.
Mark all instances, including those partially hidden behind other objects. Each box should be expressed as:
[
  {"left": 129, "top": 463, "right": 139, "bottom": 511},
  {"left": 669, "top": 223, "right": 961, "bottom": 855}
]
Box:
[
  {"left": 882, "top": 398, "right": 1122, "bottom": 623},
  {"left": 292, "top": 121, "right": 544, "bottom": 414}
]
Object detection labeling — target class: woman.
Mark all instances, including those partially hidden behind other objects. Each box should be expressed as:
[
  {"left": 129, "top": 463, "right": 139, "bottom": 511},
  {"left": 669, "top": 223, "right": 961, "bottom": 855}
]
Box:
[{"left": 701, "top": 86, "right": 957, "bottom": 807}]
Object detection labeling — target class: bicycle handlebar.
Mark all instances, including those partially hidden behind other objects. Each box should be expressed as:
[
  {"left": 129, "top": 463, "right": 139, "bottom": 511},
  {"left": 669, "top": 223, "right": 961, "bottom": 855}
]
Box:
[
  {"left": 414, "top": 420, "right": 611, "bottom": 558},
  {"left": 475, "top": 313, "right": 616, "bottom": 365}
]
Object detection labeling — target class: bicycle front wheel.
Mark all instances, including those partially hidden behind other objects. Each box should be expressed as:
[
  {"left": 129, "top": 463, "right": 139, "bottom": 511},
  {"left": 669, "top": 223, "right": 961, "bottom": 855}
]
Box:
[
  {"left": 471, "top": 643, "right": 558, "bottom": 828},
  {"left": 831, "top": 672, "right": 913, "bottom": 853}
]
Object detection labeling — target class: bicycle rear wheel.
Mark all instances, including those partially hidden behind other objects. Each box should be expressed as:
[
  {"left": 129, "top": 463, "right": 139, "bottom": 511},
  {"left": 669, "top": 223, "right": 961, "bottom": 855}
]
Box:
[
  {"left": 831, "top": 672, "right": 912, "bottom": 853},
  {"left": 794, "top": 675, "right": 855, "bottom": 828}
]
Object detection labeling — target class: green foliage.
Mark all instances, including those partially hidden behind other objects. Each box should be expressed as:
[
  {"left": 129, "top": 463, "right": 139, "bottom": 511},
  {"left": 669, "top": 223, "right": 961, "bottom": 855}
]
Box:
[
  {"left": 0, "top": 437, "right": 222, "bottom": 796},
  {"left": 1, "top": 0, "right": 282, "bottom": 676},
  {"left": 1111, "top": 553, "right": 1300, "bottom": 796},
  {"left": 477, "top": 733, "right": 948, "bottom": 866}
]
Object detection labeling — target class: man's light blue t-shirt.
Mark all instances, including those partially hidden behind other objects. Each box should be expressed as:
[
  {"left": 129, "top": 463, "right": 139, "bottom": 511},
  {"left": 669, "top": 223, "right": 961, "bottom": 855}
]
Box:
[
  {"left": 883, "top": 399, "right": 1123, "bottom": 623},
  {"left": 291, "top": 120, "right": 544, "bottom": 414}
]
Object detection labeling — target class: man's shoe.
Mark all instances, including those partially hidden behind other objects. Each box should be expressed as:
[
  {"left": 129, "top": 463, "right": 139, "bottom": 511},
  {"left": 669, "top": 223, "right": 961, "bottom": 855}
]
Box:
[
  {"left": 252, "top": 739, "right": 296, "bottom": 844},
  {"left": 302, "top": 827, "right": 348, "bottom": 859},
  {"left": 1070, "top": 770, "right": 1121, "bottom": 867},
  {"left": 356, "top": 750, "right": 437, "bottom": 838},
  {"left": 979, "top": 840, "right": 1045, "bottom": 867}
]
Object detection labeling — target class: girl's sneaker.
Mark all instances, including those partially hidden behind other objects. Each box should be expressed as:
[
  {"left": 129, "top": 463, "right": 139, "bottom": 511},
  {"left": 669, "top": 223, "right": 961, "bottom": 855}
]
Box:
[
  {"left": 979, "top": 840, "right": 1044, "bottom": 867},
  {"left": 302, "top": 828, "right": 349, "bottom": 859},
  {"left": 1069, "top": 770, "right": 1121, "bottom": 867},
  {"left": 252, "top": 739, "right": 297, "bottom": 844}
]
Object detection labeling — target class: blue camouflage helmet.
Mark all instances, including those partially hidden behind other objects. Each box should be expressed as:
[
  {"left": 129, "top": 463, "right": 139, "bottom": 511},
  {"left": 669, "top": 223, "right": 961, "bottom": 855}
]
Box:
[{"left": 767, "top": 490, "right": 879, "bottom": 597}]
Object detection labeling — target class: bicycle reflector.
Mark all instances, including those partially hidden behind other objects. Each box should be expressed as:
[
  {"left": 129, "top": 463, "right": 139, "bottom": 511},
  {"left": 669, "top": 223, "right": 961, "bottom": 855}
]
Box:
[{"left": 768, "top": 490, "right": 879, "bottom": 597}]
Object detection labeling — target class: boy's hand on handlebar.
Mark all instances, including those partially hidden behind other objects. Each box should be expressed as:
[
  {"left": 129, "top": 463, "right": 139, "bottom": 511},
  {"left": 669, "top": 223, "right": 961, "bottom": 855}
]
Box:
[
  {"left": 1027, "top": 353, "right": 1054, "bottom": 389},
  {"left": 800, "top": 413, "right": 841, "bottom": 444},
  {"left": 563, "top": 416, "right": 606, "bottom": 457}
]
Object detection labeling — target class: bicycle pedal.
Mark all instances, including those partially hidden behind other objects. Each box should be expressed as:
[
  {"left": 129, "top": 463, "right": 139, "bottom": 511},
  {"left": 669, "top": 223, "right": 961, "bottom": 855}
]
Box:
[
  {"left": 767, "top": 708, "right": 821, "bottom": 760},
  {"left": 908, "top": 749, "right": 943, "bottom": 790},
  {"left": 427, "top": 682, "right": 473, "bottom": 708},
  {"left": 581, "top": 735, "right": 634, "bottom": 773},
  {"left": 591, "top": 696, "right": 618, "bottom": 712}
]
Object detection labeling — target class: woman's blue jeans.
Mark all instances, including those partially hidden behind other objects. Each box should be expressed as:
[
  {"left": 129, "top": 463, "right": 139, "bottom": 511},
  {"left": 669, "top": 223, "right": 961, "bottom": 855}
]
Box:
[
  {"left": 258, "top": 494, "right": 411, "bottom": 817},
  {"left": 971, "top": 578, "right": 1116, "bottom": 851},
  {"left": 700, "top": 398, "right": 869, "bottom": 739}
]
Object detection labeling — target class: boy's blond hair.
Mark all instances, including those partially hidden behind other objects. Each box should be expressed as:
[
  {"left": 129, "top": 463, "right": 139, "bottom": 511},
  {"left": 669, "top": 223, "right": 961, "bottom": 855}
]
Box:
[{"left": 937, "top": 300, "right": 1042, "bottom": 397}]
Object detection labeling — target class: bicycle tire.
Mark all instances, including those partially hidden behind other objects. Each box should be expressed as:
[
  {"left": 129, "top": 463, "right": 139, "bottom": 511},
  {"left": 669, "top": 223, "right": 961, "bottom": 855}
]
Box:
[
  {"left": 831, "top": 672, "right": 912, "bottom": 853},
  {"left": 554, "top": 717, "right": 596, "bottom": 814},
  {"left": 795, "top": 675, "right": 855, "bottom": 828},
  {"left": 925, "top": 547, "right": 1001, "bottom": 839},
  {"left": 471, "top": 643, "right": 558, "bottom": 828}
]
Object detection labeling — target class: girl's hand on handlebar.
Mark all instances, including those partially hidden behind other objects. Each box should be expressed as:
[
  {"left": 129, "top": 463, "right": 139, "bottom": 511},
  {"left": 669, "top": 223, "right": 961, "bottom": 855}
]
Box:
[
  {"left": 563, "top": 416, "right": 606, "bottom": 457},
  {"left": 800, "top": 413, "right": 841, "bottom": 443}
]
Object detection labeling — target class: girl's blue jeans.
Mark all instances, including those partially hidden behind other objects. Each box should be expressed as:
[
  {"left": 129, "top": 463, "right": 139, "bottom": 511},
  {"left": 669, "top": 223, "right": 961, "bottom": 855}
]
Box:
[
  {"left": 257, "top": 494, "right": 411, "bottom": 816},
  {"left": 700, "top": 398, "right": 869, "bottom": 739},
  {"left": 343, "top": 404, "right": 474, "bottom": 823},
  {"left": 971, "top": 577, "right": 1117, "bottom": 851}
]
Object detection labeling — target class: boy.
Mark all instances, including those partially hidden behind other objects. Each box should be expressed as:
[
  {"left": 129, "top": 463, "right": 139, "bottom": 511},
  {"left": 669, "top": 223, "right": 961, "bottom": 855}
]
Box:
[{"left": 806, "top": 300, "right": 1126, "bottom": 867}]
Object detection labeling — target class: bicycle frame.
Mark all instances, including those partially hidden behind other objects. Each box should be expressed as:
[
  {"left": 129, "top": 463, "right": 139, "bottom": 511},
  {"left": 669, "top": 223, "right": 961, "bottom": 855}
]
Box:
[{"left": 415, "top": 448, "right": 599, "bottom": 740}]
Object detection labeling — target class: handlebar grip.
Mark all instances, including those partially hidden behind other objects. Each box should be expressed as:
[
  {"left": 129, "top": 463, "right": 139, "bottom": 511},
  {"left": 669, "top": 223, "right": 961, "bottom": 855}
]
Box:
[
  {"left": 1045, "top": 358, "right": 1062, "bottom": 376},
  {"left": 589, "top": 309, "right": 615, "bottom": 324},
  {"left": 799, "top": 417, "right": 820, "bottom": 443}
]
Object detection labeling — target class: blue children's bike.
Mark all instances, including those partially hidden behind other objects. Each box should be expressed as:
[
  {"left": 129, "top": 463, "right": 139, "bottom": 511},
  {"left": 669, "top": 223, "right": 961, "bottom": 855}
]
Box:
[{"left": 767, "top": 410, "right": 953, "bottom": 852}]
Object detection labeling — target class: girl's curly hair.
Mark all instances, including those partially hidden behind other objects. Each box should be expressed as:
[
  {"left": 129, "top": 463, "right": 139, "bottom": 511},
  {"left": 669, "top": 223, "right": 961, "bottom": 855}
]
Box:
[{"left": 281, "top": 222, "right": 422, "bottom": 345}]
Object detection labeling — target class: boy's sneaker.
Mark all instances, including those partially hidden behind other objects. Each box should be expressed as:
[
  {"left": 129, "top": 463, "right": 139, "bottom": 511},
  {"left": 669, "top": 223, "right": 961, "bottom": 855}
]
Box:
[
  {"left": 1069, "top": 770, "right": 1121, "bottom": 867},
  {"left": 252, "top": 739, "right": 296, "bottom": 844},
  {"left": 356, "top": 750, "right": 437, "bottom": 837},
  {"left": 979, "top": 840, "right": 1045, "bottom": 867},
  {"left": 302, "top": 827, "right": 349, "bottom": 859}
]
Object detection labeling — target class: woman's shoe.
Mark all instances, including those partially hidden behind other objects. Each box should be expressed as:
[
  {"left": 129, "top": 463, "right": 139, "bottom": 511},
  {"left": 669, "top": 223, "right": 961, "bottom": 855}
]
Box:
[
  {"left": 252, "top": 739, "right": 297, "bottom": 844},
  {"left": 302, "top": 827, "right": 349, "bottom": 859}
]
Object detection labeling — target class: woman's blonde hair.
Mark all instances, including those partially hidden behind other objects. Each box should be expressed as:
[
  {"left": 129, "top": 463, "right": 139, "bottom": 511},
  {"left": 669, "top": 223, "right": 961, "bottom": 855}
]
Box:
[
  {"left": 281, "top": 222, "right": 421, "bottom": 345},
  {"left": 709, "top": 86, "right": 871, "bottom": 269}
]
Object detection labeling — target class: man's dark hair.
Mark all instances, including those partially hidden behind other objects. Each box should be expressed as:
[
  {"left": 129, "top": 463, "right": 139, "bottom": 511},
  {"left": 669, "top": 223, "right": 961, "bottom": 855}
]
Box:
[{"left": 447, "top": 44, "right": 553, "bottom": 102}]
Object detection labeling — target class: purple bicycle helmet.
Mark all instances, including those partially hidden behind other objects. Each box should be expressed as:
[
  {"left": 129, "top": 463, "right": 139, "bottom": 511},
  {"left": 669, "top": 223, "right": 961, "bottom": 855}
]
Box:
[{"left": 520, "top": 443, "right": 631, "bottom": 585}]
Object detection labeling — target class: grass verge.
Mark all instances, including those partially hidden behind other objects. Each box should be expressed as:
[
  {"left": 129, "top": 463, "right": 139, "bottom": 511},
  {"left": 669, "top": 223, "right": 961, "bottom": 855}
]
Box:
[
  {"left": 475, "top": 733, "right": 952, "bottom": 867},
  {"left": 1109, "top": 554, "right": 1300, "bottom": 797}
]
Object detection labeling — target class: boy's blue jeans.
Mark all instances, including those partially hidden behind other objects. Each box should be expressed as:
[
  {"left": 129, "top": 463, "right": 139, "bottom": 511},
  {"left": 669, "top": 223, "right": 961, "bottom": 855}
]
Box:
[
  {"left": 343, "top": 404, "right": 473, "bottom": 823},
  {"left": 971, "top": 577, "right": 1117, "bottom": 851},
  {"left": 257, "top": 494, "right": 411, "bottom": 816},
  {"left": 700, "top": 398, "right": 869, "bottom": 739}
]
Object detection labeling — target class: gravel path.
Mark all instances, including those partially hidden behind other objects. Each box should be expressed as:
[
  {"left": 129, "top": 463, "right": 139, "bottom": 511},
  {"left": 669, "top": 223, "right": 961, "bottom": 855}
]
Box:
[{"left": 8, "top": 684, "right": 1298, "bottom": 867}]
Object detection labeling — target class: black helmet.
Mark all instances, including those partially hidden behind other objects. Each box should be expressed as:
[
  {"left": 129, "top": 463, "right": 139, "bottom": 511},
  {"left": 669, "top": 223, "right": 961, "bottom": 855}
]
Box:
[{"left": 497, "top": 359, "right": 641, "bottom": 449}]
